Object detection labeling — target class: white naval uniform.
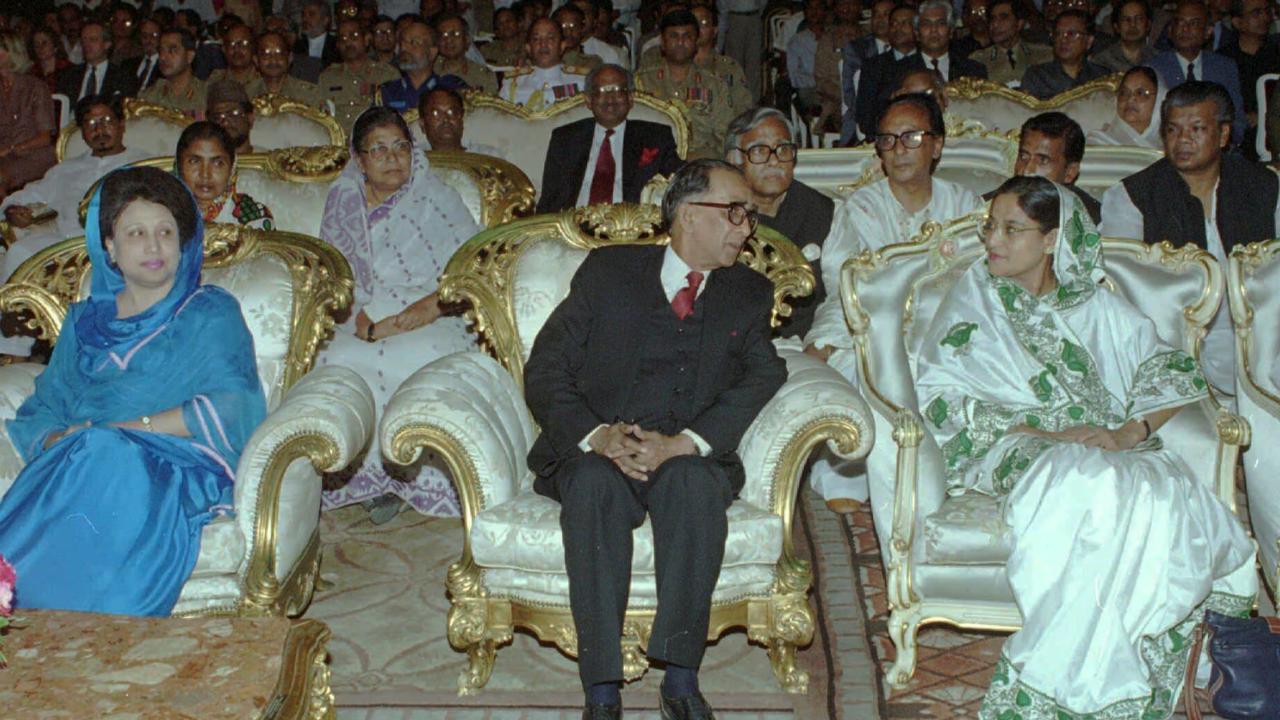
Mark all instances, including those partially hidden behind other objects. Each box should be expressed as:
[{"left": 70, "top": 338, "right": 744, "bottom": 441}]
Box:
[{"left": 499, "top": 64, "right": 587, "bottom": 111}]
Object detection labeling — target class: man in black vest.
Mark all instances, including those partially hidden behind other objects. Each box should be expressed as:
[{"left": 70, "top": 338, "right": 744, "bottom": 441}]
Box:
[
  {"left": 525, "top": 159, "right": 787, "bottom": 720},
  {"left": 1101, "top": 80, "right": 1280, "bottom": 395}
]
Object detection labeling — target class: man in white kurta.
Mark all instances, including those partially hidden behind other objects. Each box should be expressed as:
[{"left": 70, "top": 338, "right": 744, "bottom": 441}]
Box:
[
  {"left": 804, "top": 94, "right": 983, "bottom": 505},
  {"left": 0, "top": 99, "right": 144, "bottom": 355}
]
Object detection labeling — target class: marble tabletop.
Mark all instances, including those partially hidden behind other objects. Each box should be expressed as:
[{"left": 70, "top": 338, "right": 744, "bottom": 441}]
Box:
[{"left": 0, "top": 609, "right": 333, "bottom": 719}]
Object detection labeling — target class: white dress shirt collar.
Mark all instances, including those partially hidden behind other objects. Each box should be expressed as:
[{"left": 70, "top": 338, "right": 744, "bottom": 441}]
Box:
[
  {"left": 1177, "top": 52, "right": 1201, "bottom": 79},
  {"left": 82, "top": 59, "right": 109, "bottom": 97},
  {"left": 661, "top": 244, "right": 709, "bottom": 303},
  {"left": 922, "top": 51, "right": 950, "bottom": 80},
  {"left": 307, "top": 33, "right": 327, "bottom": 58}
]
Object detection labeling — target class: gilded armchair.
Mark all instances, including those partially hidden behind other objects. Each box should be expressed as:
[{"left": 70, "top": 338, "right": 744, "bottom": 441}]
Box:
[
  {"left": 1227, "top": 239, "right": 1280, "bottom": 595},
  {"left": 378, "top": 203, "right": 874, "bottom": 695},
  {"left": 945, "top": 75, "right": 1123, "bottom": 134},
  {"left": 842, "top": 210, "right": 1248, "bottom": 688},
  {"left": 0, "top": 224, "right": 376, "bottom": 617}
]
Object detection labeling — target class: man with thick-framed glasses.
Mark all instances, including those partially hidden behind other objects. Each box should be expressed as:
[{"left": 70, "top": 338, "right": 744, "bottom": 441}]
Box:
[
  {"left": 319, "top": 18, "right": 400, "bottom": 134},
  {"left": 525, "top": 158, "right": 786, "bottom": 720},
  {"left": 805, "top": 95, "right": 981, "bottom": 514},
  {"left": 537, "top": 63, "right": 682, "bottom": 213},
  {"left": 1020, "top": 9, "right": 1110, "bottom": 99}
]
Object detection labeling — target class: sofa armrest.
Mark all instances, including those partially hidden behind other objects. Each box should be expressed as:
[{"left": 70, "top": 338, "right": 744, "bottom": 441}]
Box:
[
  {"left": 234, "top": 365, "right": 376, "bottom": 610},
  {"left": 0, "top": 363, "right": 42, "bottom": 498},
  {"left": 380, "top": 351, "right": 535, "bottom": 532}
]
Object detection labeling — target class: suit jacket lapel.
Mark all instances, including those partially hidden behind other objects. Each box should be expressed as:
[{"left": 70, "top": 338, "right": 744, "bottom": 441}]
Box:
[
  {"left": 692, "top": 269, "right": 737, "bottom": 409},
  {"left": 622, "top": 124, "right": 644, "bottom": 201},
  {"left": 568, "top": 121, "right": 595, "bottom": 201}
]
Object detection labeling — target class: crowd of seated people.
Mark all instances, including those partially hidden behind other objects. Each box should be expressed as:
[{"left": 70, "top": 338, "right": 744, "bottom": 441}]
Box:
[{"left": 0, "top": 2, "right": 1276, "bottom": 720}]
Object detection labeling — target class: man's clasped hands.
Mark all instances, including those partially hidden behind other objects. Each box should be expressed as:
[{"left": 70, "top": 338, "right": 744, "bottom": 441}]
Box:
[{"left": 588, "top": 422, "right": 698, "bottom": 482}]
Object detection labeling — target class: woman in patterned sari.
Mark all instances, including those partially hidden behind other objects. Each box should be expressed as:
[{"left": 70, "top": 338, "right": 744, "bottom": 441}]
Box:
[
  {"left": 915, "top": 176, "right": 1256, "bottom": 720},
  {"left": 175, "top": 121, "right": 275, "bottom": 230}
]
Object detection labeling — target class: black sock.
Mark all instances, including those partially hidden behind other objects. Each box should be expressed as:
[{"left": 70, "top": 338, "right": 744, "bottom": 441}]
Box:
[
  {"left": 662, "top": 664, "right": 699, "bottom": 697},
  {"left": 586, "top": 681, "right": 621, "bottom": 706}
]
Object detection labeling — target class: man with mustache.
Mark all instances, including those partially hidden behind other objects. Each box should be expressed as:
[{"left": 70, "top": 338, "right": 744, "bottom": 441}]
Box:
[
  {"left": 140, "top": 28, "right": 208, "bottom": 119},
  {"left": 320, "top": 18, "right": 400, "bottom": 134},
  {"left": 243, "top": 31, "right": 325, "bottom": 108},
  {"left": 417, "top": 87, "right": 504, "bottom": 158},
  {"left": 0, "top": 96, "right": 144, "bottom": 356},
  {"left": 432, "top": 12, "right": 499, "bottom": 94},
  {"left": 378, "top": 18, "right": 466, "bottom": 115}
]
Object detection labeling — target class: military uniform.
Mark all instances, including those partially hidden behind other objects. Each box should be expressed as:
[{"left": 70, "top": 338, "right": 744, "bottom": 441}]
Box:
[
  {"left": 481, "top": 40, "right": 526, "bottom": 67},
  {"left": 207, "top": 68, "right": 260, "bottom": 88},
  {"left": 140, "top": 77, "right": 209, "bottom": 119},
  {"left": 499, "top": 64, "right": 589, "bottom": 112},
  {"left": 972, "top": 42, "right": 1054, "bottom": 87},
  {"left": 635, "top": 64, "right": 734, "bottom": 160},
  {"left": 639, "top": 48, "right": 753, "bottom": 115},
  {"left": 561, "top": 48, "right": 603, "bottom": 71},
  {"left": 242, "top": 75, "right": 325, "bottom": 108},
  {"left": 434, "top": 58, "right": 499, "bottom": 95},
  {"left": 319, "top": 60, "right": 401, "bottom": 134},
  {"left": 376, "top": 73, "right": 467, "bottom": 114}
]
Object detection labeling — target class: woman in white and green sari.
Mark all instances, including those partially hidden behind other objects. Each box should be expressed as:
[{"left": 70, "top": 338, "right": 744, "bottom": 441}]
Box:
[{"left": 915, "top": 176, "right": 1257, "bottom": 720}]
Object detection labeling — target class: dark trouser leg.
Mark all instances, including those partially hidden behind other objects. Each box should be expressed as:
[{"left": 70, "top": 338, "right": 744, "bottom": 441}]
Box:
[
  {"left": 550, "top": 453, "right": 647, "bottom": 687},
  {"left": 643, "top": 455, "right": 734, "bottom": 669}
]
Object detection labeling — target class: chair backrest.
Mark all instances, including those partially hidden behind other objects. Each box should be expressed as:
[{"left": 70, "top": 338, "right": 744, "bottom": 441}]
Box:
[
  {"left": 436, "top": 203, "right": 815, "bottom": 389},
  {"left": 1256, "top": 73, "right": 1279, "bottom": 161},
  {"left": 844, "top": 211, "right": 1221, "bottom": 546},
  {"left": 792, "top": 117, "right": 1160, "bottom": 200},
  {"left": 247, "top": 94, "right": 346, "bottom": 150},
  {"left": 1227, "top": 239, "right": 1280, "bottom": 590},
  {"left": 58, "top": 98, "right": 193, "bottom": 162},
  {"left": 404, "top": 91, "right": 692, "bottom": 193},
  {"left": 0, "top": 224, "right": 353, "bottom": 410},
  {"left": 52, "top": 93, "right": 71, "bottom": 129},
  {"left": 946, "top": 75, "right": 1123, "bottom": 135},
  {"left": 81, "top": 147, "right": 535, "bottom": 236}
]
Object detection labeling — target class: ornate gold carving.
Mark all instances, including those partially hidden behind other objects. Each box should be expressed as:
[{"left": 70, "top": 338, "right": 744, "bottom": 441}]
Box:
[
  {"left": 426, "top": 150, "right": 537, "bottom": 227},
  {"left": 56, "top": 97, "right": 195, "bottom": 162},
  {"left": 765, "top": 593, "right": 815, "bottom": 694},
  {"left": 264, "top": 619, "right": 335, "bottom": 720},
  {"left": 439, "top": 203, "right": 814, "bottom": 391},
  {"left": 252, "top": 94, "right": 346, "bottom": 147},
  {"left": 1228, "top": 241, "right": 1280, "bottom": 409},
  {"left": 946, "top": 73, "right": 1122, "bottom": 106},
  {"left": 264, "top": 145, "right": 350, "bottom": 178},
  {"left": 404, "top": 89, "right": 694, "bottom": 160}
]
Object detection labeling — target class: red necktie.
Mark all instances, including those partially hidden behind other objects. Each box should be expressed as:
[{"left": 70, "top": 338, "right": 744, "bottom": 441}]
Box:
[
  {"left": 588, "top": 128, "right": 616, "bottom": 205},
  {"left": 671, "top": 271, "right": 704, "bottom": 320}
]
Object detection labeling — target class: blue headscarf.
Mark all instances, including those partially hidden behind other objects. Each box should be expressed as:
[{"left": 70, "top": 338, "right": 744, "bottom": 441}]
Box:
[{"left": 75, "top": 172, "right": 207, "bottom": 357}]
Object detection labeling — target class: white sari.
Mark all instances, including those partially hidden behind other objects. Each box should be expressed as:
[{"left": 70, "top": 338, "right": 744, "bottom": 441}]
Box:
[
  {"left": 1086, "top": 78, "right": 1167, "bottom": 149},
  {"left": 915, "top": 185, "right": 1256, "bottom": 720}
]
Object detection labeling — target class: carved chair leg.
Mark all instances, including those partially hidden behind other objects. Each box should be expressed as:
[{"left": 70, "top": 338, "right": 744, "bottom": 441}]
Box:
[
  {"left": 457, "top": 637, "right": 498, "bottom": 696},
  {"left": 768, "top": 637, "right": 810, "bottom": 694},
  {"left": 884, "top": 605, "right": 924, "bottom": 693}
]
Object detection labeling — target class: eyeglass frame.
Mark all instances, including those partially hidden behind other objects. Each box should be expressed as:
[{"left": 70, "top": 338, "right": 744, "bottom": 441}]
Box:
[
  {"left": 687, "top": 201, "right": 759, "bottom": 230},
  {"left": 358, "top": 139, "right": 414, "bottom": 162},
  {"left": 873, "top": 129, "right": 938, "bottom": 151},
  {"left": 735, "top": 142, "right": 798, "bottom": 164},
  {"left": 979, "top": 216, "right": 1043, "bottom": 242}
]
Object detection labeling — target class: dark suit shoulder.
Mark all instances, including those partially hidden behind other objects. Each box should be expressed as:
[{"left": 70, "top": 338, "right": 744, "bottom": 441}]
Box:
[
  {"left": 627, "top": 119, "right": 675, "bottom": 138},
  {"left": 551, "top": 117, "right": 595, "bottom": 140},
  {"left": 788, "top": 180, "right": 835, "bottom": 215},
  {"left": 580, "top": 243, "right": 664, "bottom": 275},
  {"left": 717, "top": 260, "right": 776, "bottom": 306}
]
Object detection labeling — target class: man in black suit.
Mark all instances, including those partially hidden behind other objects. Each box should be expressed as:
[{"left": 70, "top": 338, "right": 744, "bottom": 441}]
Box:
[
  {"left": 294, "top": 0, "right": 342, "bottom": 69},
  {"left": 536, "top": 64, "right": 683, "bottom": 213},
  {"left": 889, "top": 0, "right": 989, "bottom": 86},
  {"left": 856, "top": 4, "right": 918, "bottom": 139},
  {"left": 840, "top": 0, "right": 895, "bottom": 145},
  {"left": 55, "top": 22, "right": 139, "bottom": 103},
  {"left": 525, "top": 159, "right": 787, "bottom": 720}
]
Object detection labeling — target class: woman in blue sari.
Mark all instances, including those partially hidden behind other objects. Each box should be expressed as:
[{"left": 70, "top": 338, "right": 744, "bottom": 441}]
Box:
[{"left": 0, "top": 166, "right": 266, "bottom": 616}]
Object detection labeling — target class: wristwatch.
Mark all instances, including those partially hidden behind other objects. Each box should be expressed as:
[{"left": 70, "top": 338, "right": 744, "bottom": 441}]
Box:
[
  {"left": 141, "top": 415, "right": 153, "bottom": 432},
  {"left": 363, "top": 323, "right": 377, "bottom": 343}
]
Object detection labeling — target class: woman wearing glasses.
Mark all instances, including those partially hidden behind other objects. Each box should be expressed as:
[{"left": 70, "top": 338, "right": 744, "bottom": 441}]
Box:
[
  {"left": 317, "top": 106, "right": 481, "bottom": 524},
  {"left": 175, "top": 122, "right": 274, "bottom": 229},
  {"left": 916, "top": 176, "right": 1255, "bottom": 719},
  {"left": 1087, "top": 66, "right": 1167, "bottom": 148}
]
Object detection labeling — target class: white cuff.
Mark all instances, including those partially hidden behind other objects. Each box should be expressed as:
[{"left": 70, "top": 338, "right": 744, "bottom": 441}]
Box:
[
  {"left": 579, "top": 423, "right": 609, "bottom": 452},
  {"left": 681, "top": 429, "right": 712, "bottom": 456}
]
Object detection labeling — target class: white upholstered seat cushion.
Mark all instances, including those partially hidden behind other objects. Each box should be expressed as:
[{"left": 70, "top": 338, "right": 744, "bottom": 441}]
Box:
[
  {"left": 189, "top": 514, "right": 246, "bottom": 577},
  {"left": 512, "top": 240, "right": 587, "bottom": 363},
  {"left": 250, "top": 114, "right": 335, "bottom": 151},
  {"left": 198, "top": 255, "right": 294, "bottom": 410},
  {"left": 923, "top": 493, "right": 1013, "bottom": 565}
]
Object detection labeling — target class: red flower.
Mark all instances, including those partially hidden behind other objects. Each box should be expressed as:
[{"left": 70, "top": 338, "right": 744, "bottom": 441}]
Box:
[
  {"left": 639, "top": 147, "right": 659, "bottom": 167},
  {"left": 0, "top": 554, "right": 14, "bottom": 617}
]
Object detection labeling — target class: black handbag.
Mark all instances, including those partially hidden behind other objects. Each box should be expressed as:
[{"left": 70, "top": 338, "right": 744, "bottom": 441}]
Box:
[{"left": 1183, "top": 610, "right": 1280, "bottom": 720}]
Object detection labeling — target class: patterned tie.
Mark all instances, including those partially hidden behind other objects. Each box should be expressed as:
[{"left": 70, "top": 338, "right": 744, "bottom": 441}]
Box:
[
  {"left": 671, "top": 271, "right": 704, "bottom": 320},
  {"left": 84, "top": 64, "right": 97, "bottom": 99},
  {"left": 1187, "top": 61, "right": 1197, "bottom": 82},
  {"left": 588, "top": 129, "right": 616, "bottom": 205},
  {"left": 931, "top": 56, "right": 943, "bottom": 82}
]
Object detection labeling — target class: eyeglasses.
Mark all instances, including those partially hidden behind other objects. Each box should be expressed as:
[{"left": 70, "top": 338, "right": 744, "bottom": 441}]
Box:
[
  {"left": 980, "top": 217, "right": 1041, "bottom": 241},
  {"left": 83, "top": 115, "right": 118, "bottom": 129},
  {"left": 359, "top": 139, "right": 413, "bottom": 161},
  {"left": 259, "top": 48, "right": 289, "bottom": 58},
  {"left": 426, "top": 107, "right": 461, "bottom": 118},
  {"left": 963, "top": 7, "right": 987, "bottom": 17},
  {"left": 339, "top": 32, "right": 364, "bottom": 41},
  {"left": 736, "top": 142, "right": 798, "bottom": 164},
  {"left": 688, "top": 201, "right": 759, "bottom": 229},
  {"left": 589, "top": 84, "right": 630, "bottom": 97},
  {"left": 227, "top": 39, "right": 251, "bottom": 49},
  {"left": 211, "top": 108, "right": 248, "bottom": 122},
  {"left": 1116, "top": 87, "right": 1154, "bottom": 100},
  {"left": 1052, "top": 29, "right": 1087, "bottom": 40},
  {"left": 440, "top": 29, "right": 466, "bottom": 38},
  {"left": 874, "top": 130, "right": 936, "bottom": 151}
]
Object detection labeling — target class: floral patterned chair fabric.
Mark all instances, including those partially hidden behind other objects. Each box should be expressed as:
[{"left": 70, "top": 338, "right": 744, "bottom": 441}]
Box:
[
  {"left": 0, "top": 224, "right": 376, "bottom": 617},
  {"left": 842, "top": 209, "right": 1246, "bottom": 688},
  {"left": 1227, "top": 239, "right": 1280, "bottom": 595},
  {"left": 377, "top": 203, "right": 874, "bottom": 695},
  {"left": 945, "top": 75, "right": 1124, "bottom": 135}
]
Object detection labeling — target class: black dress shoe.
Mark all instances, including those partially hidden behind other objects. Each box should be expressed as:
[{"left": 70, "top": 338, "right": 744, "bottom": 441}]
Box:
[
  {"left": 582, "top": 702, "right": 622, "bottom": 720},
  {"left": 659, "top": 689, "right": 715, "bottom": 720}
]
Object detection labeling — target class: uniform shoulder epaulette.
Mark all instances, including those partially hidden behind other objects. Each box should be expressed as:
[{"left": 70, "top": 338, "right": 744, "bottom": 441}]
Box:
[
  {"left": 506, "top": 65, "right": 534, "bottom": 78},
  {"left": 563, "top": 65, "right": 590, "bottom": 76}
]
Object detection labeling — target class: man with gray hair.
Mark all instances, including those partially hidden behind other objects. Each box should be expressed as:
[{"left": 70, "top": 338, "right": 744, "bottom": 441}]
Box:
[
  {"left": 525, "top": 157, "right": 786, "bottom": 720},
  {"left": 293, "top": 0, "right": 340, "bottom": 68},
  {"left": 537, "top": 63, "right": 682, "bottom": 213},
  {"left": 884, "top": 0, "right": 988, "bottom": 90}
]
